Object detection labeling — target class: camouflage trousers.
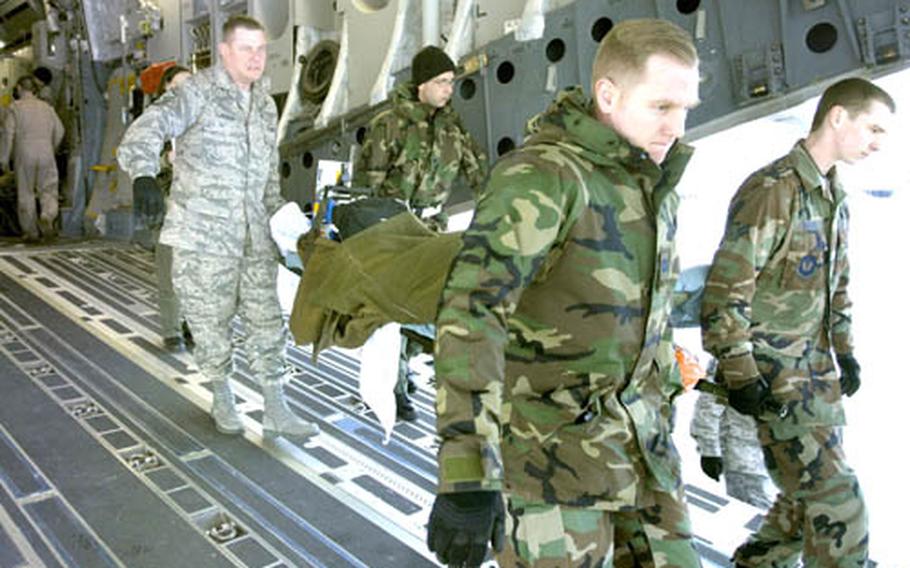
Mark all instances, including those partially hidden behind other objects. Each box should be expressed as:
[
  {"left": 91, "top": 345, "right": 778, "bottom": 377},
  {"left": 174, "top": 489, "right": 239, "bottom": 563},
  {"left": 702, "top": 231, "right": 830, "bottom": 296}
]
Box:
[
  {"left": 395, "top": 334, "right": 421, "bottom": 395},
  {"left": 725, "top": 471, "right": 774, "bottom": 510},
  {"left": 155, "top": 242, "right": 182, "bottom": 338},
  {"left": 733, "top": 425, "right": 867, "bottom": 567},
  {"left": 496, "top": 492, "right": 702, "bottom": 567},
  {"left": 171, "top": 247, "right": 287, "bottom": 385}
]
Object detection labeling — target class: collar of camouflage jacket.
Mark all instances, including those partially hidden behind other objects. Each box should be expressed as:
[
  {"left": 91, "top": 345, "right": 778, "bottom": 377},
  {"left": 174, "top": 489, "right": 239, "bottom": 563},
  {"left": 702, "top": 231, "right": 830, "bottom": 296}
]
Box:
[
  {"left": 390, "top": 80, "right": 455, "bottom": 123},
  {"left": 525, "top": 86, "right": 693, "bottom": 184},
  {"left": 212, "top": 64, "right": 273, "bottom": 112},
  {"left": 790, "top": 140, "right": 846, "bottom": 204}
]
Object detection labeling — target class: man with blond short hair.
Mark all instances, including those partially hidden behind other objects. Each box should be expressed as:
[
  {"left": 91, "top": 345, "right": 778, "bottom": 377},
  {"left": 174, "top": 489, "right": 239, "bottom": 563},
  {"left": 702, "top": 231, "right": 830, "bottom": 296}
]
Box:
[{"left": 426, "top": 18, "right": 704, "bottom": 567}]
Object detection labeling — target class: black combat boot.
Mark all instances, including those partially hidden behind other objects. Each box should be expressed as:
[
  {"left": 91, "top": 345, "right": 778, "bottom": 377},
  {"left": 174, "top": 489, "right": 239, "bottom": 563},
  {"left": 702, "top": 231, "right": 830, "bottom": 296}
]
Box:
[
  {"left": 396, "top": 391, "right": 417, "bottom": 422},
  {"left": 182, "top": 321, "right": 195, "bottom": 349}
]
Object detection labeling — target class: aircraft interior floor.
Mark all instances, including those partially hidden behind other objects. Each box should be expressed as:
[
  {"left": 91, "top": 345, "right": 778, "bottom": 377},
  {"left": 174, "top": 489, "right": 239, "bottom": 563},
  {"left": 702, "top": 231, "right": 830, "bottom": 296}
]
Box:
[{"left": 0, "top": 238, "right": 764, "bottom": 567}]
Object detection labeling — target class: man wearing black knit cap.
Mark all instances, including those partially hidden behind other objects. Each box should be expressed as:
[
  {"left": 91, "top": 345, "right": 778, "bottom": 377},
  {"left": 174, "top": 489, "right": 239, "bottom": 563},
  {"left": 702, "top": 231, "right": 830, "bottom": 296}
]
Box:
[{"left": 353, "top": 45, "right": 488, "bottom": 422}]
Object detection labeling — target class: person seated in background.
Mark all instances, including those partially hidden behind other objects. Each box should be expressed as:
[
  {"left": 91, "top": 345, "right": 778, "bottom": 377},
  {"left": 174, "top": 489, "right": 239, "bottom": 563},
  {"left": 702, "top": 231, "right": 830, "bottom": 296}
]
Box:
[
  {"left": 151, "top": 64, "right": 195, "bottom": 352},
  {"left": 352, "top": 45, "right": 488, "bottom": 422}
]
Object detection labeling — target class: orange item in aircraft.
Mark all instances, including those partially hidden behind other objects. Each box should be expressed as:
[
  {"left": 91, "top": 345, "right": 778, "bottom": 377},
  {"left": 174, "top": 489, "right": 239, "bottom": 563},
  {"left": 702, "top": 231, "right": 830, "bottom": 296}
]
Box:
[
  {"left": 675, "top": 345, "right": 706, "bottom": 390},
  {"left": 139, "top": 60, "right": 177, "bottom": 95}
]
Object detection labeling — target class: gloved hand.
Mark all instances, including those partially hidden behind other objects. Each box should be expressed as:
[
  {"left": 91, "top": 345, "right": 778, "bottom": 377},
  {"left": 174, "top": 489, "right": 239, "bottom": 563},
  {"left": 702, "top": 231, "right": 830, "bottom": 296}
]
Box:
[
  {"left": 427, "top": 491, "right": 505, "bottom": 567},
  {"left": 837, "top": 353, "right": 861, "bottom": 397},
  {"left": 132, "top": 176, "right": 164, "bottom": 224},
  {"left": 728, "top": 377, "right": 770, "bottom": 418},
  {"left": 700, "top": 456, "right": 723, "bottom": 481}
]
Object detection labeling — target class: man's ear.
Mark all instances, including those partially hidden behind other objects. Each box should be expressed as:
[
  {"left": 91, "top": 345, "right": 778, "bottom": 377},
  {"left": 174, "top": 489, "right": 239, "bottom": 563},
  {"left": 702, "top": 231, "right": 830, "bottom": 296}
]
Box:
[
  {"left": 829, "top": 105, "right": 848, "bottom": 129},
  {"left": 216, "top": 41, "right": 228, "bottom": 61},
  {"left": 415, "top": 82, "right": 426, "bottom": 104},
  {"left": 593, "top": 76, "right": 619, "bottom": 116}
]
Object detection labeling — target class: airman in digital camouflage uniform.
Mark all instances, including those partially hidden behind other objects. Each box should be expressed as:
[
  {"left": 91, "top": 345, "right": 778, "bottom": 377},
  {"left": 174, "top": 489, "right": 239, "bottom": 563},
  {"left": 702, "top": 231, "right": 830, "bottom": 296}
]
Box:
[
  {"left": 353, "top": 45, "right": 488, "bottom": 422},
  {"left": 690, "top": 378, "right": 774, "bottom": 510},
  {"left": 700, "top": 77, "right": 895, "bottom": 567},
  {"left": 117, "top": 15, "right": 318, "bottom": 440},
  {"left": 674, "top": 268, "right": 774, "bottom": 509},
  {"left": 426, "top": 19, "right": 703, "bottom": 567}
]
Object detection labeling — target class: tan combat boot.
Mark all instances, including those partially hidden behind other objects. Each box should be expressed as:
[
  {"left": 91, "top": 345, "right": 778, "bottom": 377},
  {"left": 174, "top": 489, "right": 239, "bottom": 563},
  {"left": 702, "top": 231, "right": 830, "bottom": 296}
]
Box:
[
  {"left": 211, "top": 379, "right": 244, "bottom": 435},
  {"left": 262, "top": 381, "right": 319, "bottom": 439}
]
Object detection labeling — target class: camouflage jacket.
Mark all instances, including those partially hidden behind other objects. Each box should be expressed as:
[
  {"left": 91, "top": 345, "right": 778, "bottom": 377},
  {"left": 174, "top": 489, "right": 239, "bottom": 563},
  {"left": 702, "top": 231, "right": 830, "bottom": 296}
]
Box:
[
  {"left": 117, "top": 65, "right": 284, "bottom": 257},
  {"left": 701, "top": 141, "right": 851, "bottom": 428},
  {"left": 434, "top": 87, "right": 693, "bottom": 508},
  {"left": 352, "top": 82, "right": 487, "bottom": 212}
]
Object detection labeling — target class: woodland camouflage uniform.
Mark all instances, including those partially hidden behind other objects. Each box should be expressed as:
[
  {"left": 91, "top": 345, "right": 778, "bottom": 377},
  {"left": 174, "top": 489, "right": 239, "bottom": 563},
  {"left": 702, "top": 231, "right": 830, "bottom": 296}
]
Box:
[
  {"left": 353, "top": 81, "right": 487, "bottom": 229},
  {"left": 434, "top": 86, "right": 702, "bottom": 566},
  {"left": 701, "top": 141, "right": 867, "bottom": 567}
]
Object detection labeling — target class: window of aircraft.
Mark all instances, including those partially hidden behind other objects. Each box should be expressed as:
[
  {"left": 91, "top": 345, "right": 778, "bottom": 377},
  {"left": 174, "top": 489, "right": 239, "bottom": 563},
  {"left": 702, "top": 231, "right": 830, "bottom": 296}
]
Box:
[
  {"left": 806, "top": 21, "right": 839, "bottom": 53},
  {"left": 590, "top": 17, "right": 613, "bottom": 42},
  {"left": 459, "top": 78, "right": 476, "bottom": 101},
  {"left": 496, "top": 136, "right": 516, "bottom": 157},
  {"left": 496, "top": 60, "right": 515, "bottom": 84},
  {"left": 676, "top": 0, "right": 701, "bottom": 14},
  {"left": 546, "top": 38, "right": 566, "bottom": 63}
]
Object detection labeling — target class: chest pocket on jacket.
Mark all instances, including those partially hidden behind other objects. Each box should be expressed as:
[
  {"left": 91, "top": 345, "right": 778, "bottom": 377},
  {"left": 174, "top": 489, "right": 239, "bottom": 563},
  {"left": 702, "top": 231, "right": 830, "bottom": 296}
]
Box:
[
  {"left": 436, "top": 127, "right": 461, "bottom": 165},
  {"left": 202, "top": 107, "right": 243, "bottom": 162},
  {"left": 783, "top": 218, "right": 827, "bottom": 289}
]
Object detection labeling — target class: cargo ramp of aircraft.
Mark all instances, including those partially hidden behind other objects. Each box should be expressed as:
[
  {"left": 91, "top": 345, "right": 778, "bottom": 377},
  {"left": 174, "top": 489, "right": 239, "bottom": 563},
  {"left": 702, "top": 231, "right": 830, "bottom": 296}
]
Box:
[{"left": 0, "top": 242, "right": 784, "bottom": 567}]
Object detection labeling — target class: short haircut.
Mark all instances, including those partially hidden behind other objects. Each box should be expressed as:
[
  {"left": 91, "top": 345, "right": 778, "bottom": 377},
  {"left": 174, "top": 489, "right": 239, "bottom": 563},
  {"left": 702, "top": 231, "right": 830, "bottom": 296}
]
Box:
[
  {"left": 156, "top": 64, "right": 192, "bottom": 97},
  {"left": 810, "top": 77, "right": 896, "bottom": 131},
  {"left": 591, "top": 19, "right": 697, "bottom": 93},
  {"left": 15, "top": 75, "right": 38, "bottom": 94},
  {"left": 222, "top": 14, "right": 265, "bottom": 43}
]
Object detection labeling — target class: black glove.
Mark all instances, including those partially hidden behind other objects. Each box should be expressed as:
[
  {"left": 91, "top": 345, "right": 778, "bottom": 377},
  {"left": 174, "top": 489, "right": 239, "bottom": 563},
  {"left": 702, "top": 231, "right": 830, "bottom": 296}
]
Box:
[
  {"left": 133, "top": 176, "right": 164, "bottom": 224},
  {"left": 427, "top": 491, "right": 505, "bottom": 567},
  {"left": 837, "top": 353, "right": 861, "bottom": 397},
  {"left": 700, "top": 456, "right": 723, "bottom": 481},
  {"left": 728, "top": 377, "right": 770, "bottom": 418}
]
